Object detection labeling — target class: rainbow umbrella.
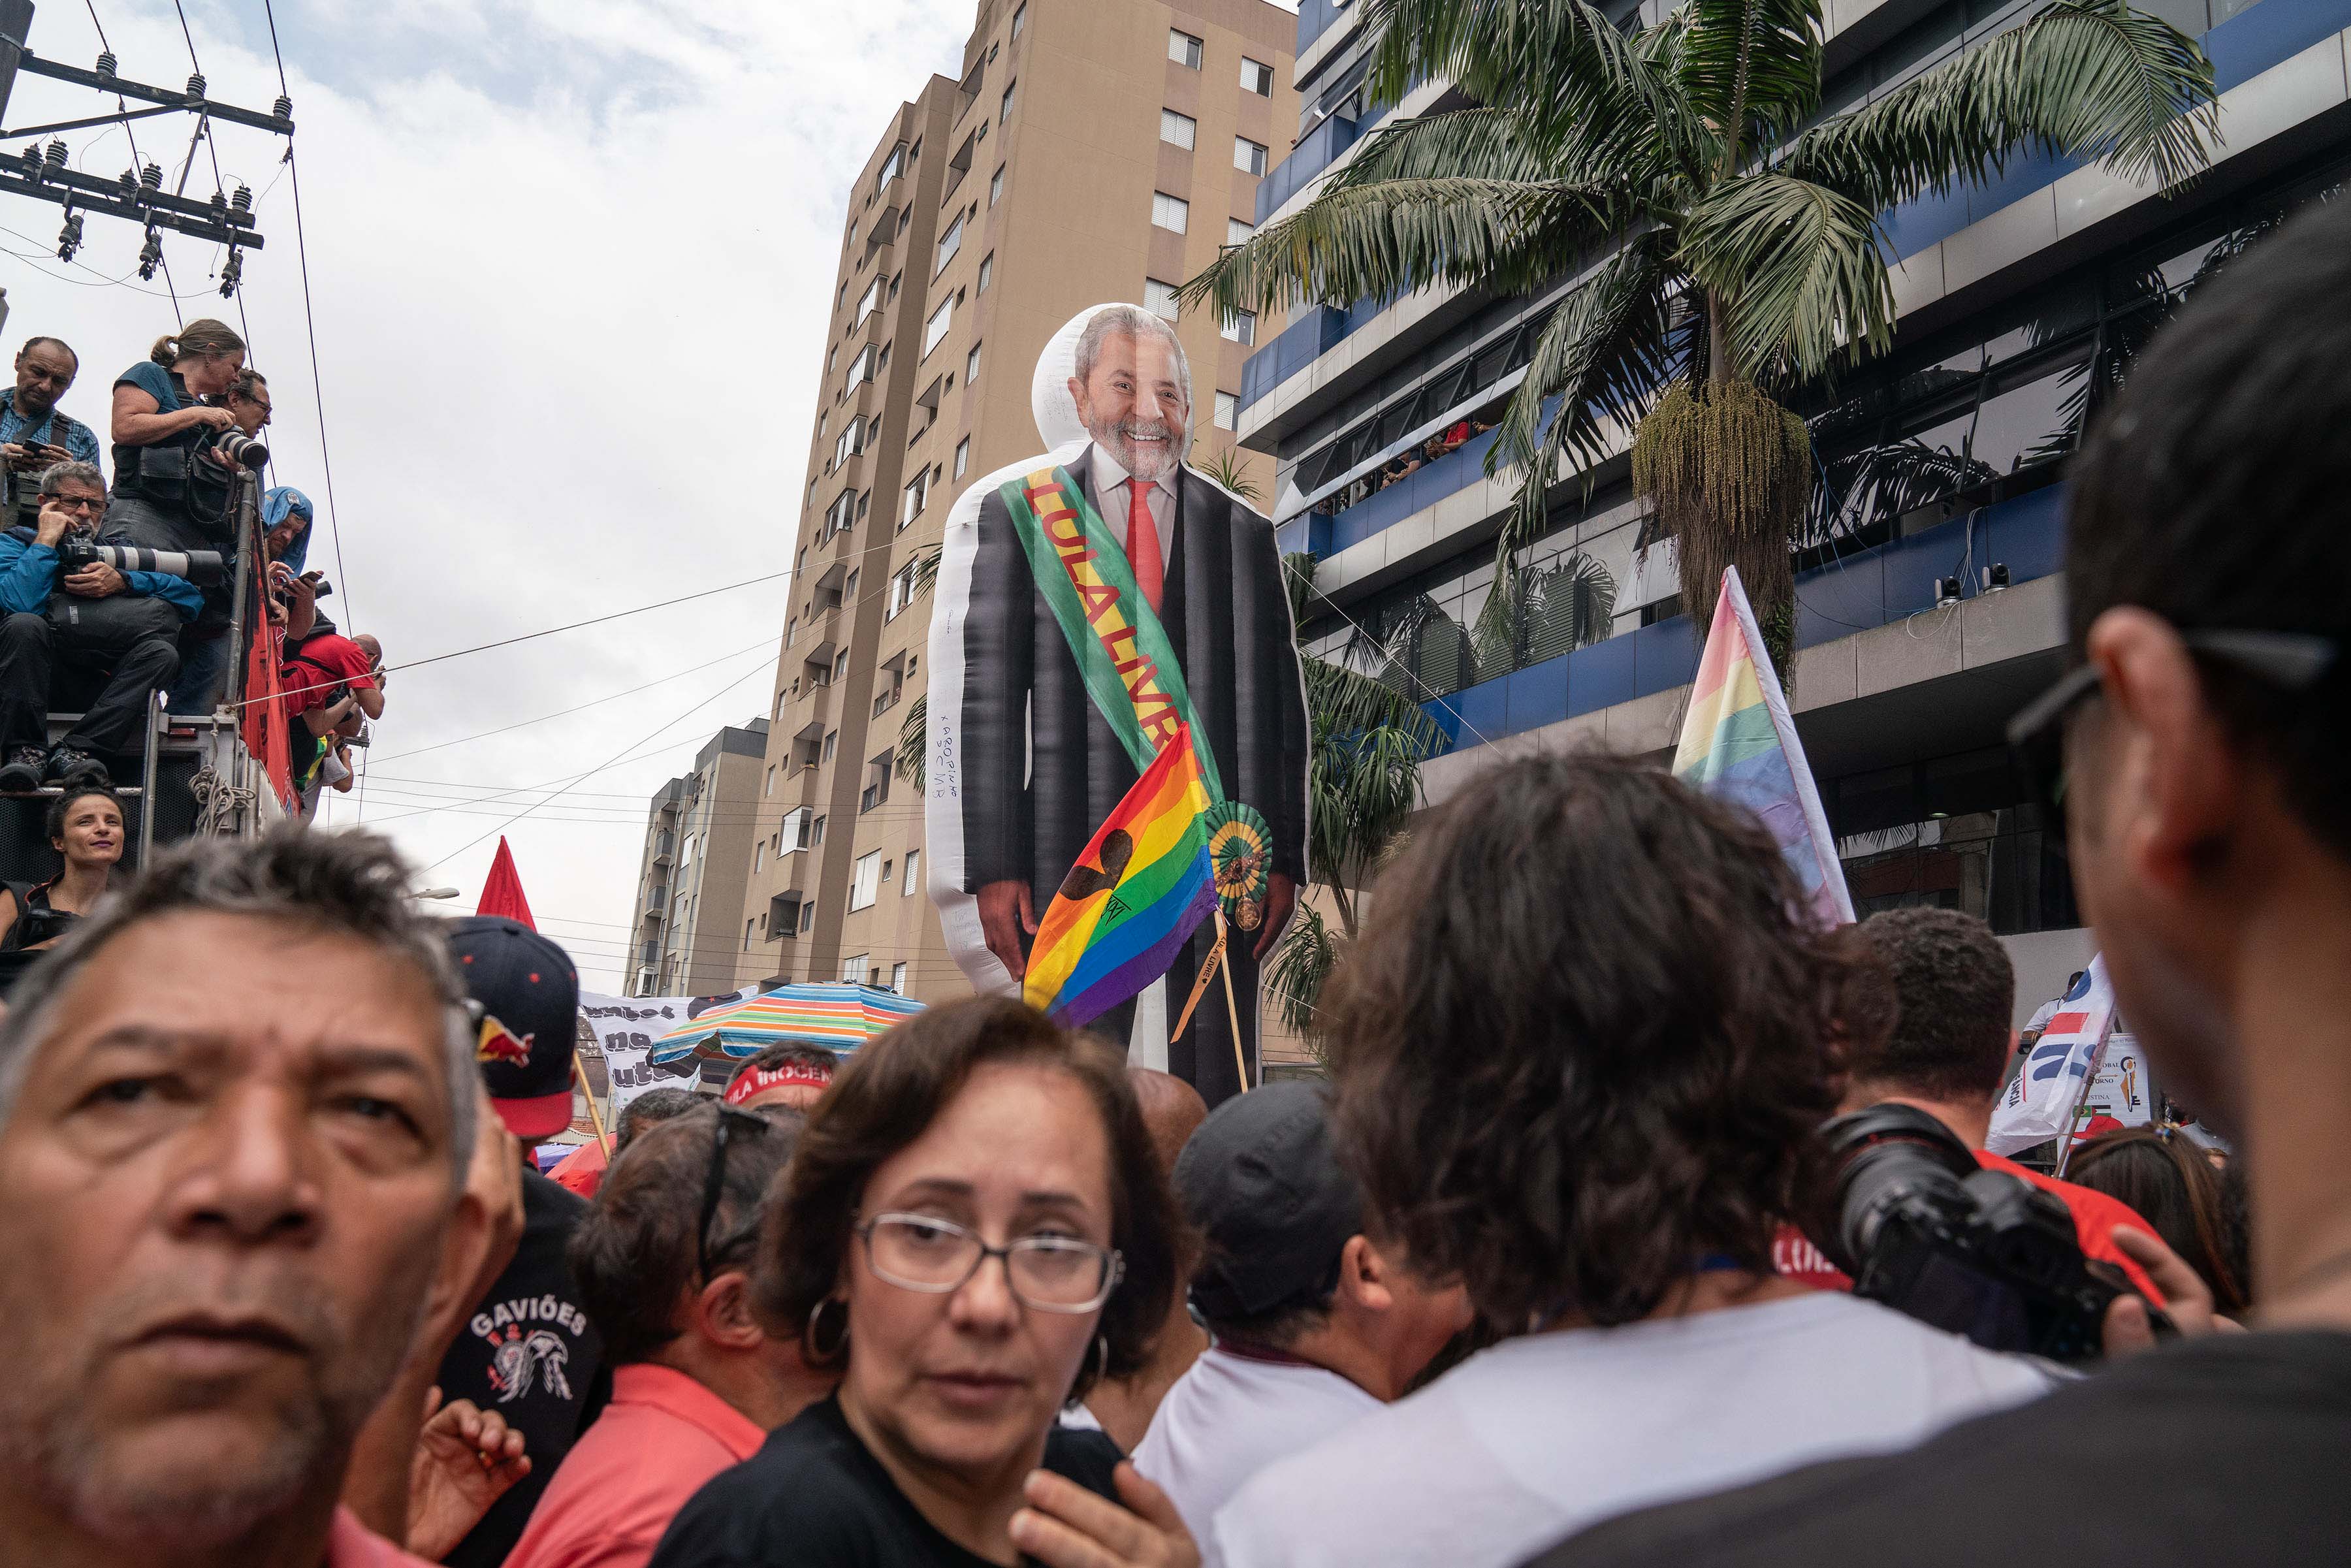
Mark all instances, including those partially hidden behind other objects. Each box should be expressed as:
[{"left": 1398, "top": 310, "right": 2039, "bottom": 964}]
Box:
[{"left": 647, "top": 982, "right": 923, "bottom": 1066}]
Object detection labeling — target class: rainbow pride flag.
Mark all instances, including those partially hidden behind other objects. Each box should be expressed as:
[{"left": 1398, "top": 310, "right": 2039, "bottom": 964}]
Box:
[
  {"left": 1023, "top": 726, "right": 1217, "bottom": 1028},
  {"left": 1672, "top": 567, "right": 1854, "bottom": 929}
]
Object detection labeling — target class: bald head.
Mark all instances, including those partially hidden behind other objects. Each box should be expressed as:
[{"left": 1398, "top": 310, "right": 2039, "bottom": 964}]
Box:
[{"left": 1128, "top": 1068, "right": 1207, "bottom": 1177}]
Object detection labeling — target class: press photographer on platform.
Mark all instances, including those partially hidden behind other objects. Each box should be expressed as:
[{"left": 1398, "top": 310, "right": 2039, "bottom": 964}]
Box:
[{"left": 0, "top": 462, "right": 202, "bottom": 792}]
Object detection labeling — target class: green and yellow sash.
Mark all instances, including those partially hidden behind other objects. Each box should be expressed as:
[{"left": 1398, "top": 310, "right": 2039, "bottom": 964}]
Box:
[{"left": 997, "top": 464, "right": 1226, "bottom": 806}]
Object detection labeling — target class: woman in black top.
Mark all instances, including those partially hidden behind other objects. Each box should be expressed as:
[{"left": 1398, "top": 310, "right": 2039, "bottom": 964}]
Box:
[
  {"left": 0, "top": 786, "right": 124, "bottom": 952},
  {"left": 649, "top": 997, "right": 1194, "bottom": 1568}
]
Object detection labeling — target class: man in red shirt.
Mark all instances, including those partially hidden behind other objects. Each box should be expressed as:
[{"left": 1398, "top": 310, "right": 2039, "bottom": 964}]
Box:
[
  {"left": 1783, "top": 907, "right": 2162, "bottom": 1302},
  {"left": 505, "top": 1102, "right": 835, "bottom": 1568},
  {"left": 283, "top": 623, "right": 383, "bottom": 733}
]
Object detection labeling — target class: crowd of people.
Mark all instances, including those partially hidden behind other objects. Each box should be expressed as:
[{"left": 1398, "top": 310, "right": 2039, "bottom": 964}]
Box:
[
  {"left": 0, "top": 161, "right": 2344, "bottom": 1568},
  {"left": 1309, "top": 411, "right": 1499, "bottom": 517},
  {"left": 0, "top": 317, "right": 384, "bottom": 946}
]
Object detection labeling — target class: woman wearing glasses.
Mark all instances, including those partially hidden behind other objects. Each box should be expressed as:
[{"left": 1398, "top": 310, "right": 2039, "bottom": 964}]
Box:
[{"left": 648, "top": 997, "right": 1194, "bottom": 1568}]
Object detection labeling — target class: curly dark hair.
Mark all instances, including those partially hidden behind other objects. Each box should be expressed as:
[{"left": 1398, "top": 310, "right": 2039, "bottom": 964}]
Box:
[
  {"left": 44, "top": 785, "right": 125, "bottom": 844},
  {"left": 1322, "top": 752, "right": 1856, "bottom": 1329},
  {"left": 752, "top": 996, "right": 1179, "bottom": 1400},
  {"left": 1848, "top": 907, "right": 2015, "bottom": 1103},
  {"left": 570, "top": 1101, "right": 803, "bottom": 1364}
]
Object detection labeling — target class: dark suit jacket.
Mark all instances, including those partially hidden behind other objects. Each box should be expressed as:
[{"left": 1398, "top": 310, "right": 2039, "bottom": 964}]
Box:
[{"left": 956, "top": 445, "right": 1308, "bottom": 906}]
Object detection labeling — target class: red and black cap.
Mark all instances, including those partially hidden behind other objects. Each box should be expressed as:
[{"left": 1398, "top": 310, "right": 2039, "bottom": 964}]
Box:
[{"left": 447, "top": 916, "right": 579, "bottom": 1140}]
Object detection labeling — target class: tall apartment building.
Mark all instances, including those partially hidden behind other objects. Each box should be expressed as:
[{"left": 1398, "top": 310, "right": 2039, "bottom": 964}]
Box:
[
  {"left": 1249, "top": 0, "right": 2351, "bottom": 1022},
  {"left": 730, "top": 0, "right": 1300, "bottom": 998},
  {"left": 624, "top": 718, "right": 768, "bottom": 996}
]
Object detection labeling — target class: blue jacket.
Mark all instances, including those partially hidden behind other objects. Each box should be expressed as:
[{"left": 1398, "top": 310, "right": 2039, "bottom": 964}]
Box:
[{"left": 0, "top": 525, "right": 203, "bottom": 621}]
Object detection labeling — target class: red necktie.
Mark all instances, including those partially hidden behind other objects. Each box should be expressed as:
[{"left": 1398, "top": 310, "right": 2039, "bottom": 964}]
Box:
[{"left": 1126, "top": 479, "right": 1164, "bottom": 614}]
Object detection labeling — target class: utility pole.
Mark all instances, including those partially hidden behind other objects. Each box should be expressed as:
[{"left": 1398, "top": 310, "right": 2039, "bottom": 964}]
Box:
[{"left": 0, "top": 1, "right": 294, "bottom": 273}]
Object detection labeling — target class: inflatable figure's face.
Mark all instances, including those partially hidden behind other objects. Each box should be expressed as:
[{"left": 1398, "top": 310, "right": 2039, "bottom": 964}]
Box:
[{"left": 1066, "top": 326, "right": 1190, "bottom": 483}]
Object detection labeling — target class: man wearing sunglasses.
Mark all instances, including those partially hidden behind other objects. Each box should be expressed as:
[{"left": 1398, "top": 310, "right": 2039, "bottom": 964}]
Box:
[
  {"left": 508, "top": 1103, "right": 835, "bottom": 1568},
  {"left": 1527, "top": 191, "right": 2351, "bottom": 1568},
  {"left": 434, "top": 917, "right": 611, "bottom": 1568}
]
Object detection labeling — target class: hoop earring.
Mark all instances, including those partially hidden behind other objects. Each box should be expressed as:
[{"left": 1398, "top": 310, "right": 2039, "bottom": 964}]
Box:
[{"left": 803, "top": 1296, "right": 850, "bottom": 1366}]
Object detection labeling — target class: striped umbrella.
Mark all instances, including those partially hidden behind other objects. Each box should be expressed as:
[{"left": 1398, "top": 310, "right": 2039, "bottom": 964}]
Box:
[{"left": 647, "top": 982, "right": 923, "bottom": 1066}]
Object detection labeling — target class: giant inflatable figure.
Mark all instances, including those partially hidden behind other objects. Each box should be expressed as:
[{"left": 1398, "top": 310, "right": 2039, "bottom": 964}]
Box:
[{"left": 927, "top": 304, "right": 1309, "bottom": 1105}]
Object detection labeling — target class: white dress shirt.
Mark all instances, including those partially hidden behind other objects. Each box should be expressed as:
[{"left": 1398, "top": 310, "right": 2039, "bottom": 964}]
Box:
[{"left": 1085, "top": 442, "right": 1178, "bottom": 573}]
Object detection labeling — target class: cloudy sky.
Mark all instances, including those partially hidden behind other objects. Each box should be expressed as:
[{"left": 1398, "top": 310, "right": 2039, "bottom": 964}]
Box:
[{"left": 1, "top": 0, "right": 1040, "bottom": 989}]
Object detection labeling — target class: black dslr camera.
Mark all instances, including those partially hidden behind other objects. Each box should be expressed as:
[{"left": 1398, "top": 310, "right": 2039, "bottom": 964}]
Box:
[
  {"left": 1817, "top": 1104, "right": 2166, "bottom": 1362},
  {"left": 210, "top": 429, "right": 270, "bottom": 470},
  {"left": 56, "top": 537, "right": 228, "bottom": 588}
]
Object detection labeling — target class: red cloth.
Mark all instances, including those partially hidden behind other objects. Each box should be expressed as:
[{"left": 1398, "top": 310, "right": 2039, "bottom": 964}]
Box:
[
  {"left": 547, "top": 1138, "right": 607, "bottom": 1198},
  {"left": 477, "top": 837, "right": 537, "bottom": 929},
  {"left": 328, "top": 1506, "right": 440, "bottom": 1567},
  {"left": 1126, "top": 478, "right": 1164, "bottom": 613},
  {"left": 504, "top": 1363, "right": 767, "bottom": 1568},
  {"left": 1774, "top": 1149, "right": 2165, "bottom": 1304},
  {"left": 238, "top": 616, "right": 296, "bottom": 816},
  {"left": 281, "top": 632, "right": 377, "bottom": 717}
]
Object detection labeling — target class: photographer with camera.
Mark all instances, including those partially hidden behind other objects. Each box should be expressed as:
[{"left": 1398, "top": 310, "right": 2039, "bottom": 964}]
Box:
[
  {"left": 1778, "top": 908, "right": 2169, "bottom": 1321},
  {"left": 282, "top": 622, "right": 383, "bottom": 808},
  {"left": 0, "top": 784, "right": 123, "bottom": 953},
  {"left": 2, "top": 338, "right": 103, "bottom": 533},
  {"left": 0, "top": 462, "right": 200, "bottom": 793},
  {"left": 105, "top": 321, "right": 266, "bottom": 714}
]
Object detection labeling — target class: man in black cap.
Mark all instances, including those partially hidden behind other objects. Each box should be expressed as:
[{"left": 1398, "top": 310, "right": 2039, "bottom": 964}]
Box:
[
  {"left": 434, "top": 916, "right": 608, "bottom": 1568},
  {"left": 1130, "top": 1080, "right": 1471, "bottom": 1546}
]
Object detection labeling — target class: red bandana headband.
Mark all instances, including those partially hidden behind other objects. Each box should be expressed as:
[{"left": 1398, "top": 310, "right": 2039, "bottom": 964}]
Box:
[{"left": 723, "top": 1060, "right": 833, "bottom": 1106}]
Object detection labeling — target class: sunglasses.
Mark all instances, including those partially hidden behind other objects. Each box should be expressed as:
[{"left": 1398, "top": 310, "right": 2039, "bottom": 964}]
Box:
[
  {"left": 696, "top": 1106, "right": 775, "bottom": 1283},
  {"left": 2006, "top": 628, "right": 2339, "bottom": 834}
]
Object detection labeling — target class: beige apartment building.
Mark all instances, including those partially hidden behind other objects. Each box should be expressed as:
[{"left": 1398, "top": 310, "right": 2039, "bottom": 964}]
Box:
[
  {"left": 724, "top": 0, "right": 1300, "bottom": 1002},
  {"left": 623, "top": 718, "right": 769, "bottom": 997}
]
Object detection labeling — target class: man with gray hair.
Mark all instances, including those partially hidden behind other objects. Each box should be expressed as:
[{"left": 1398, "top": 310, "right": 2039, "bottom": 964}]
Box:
[
  {"left": 942, "top": 302, "right": 1308, "bottom": 1106},
  {"left": 0, "top": 460, "right": 201, "bottom": 791},
  {"left": 0, "top": 828, "right": 481, "bottom": 1566}
]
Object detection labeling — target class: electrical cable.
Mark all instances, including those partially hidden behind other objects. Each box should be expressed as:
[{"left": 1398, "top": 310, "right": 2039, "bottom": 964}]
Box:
[
  {"left": 82, "top": 0, "right": 188, "bottom": 325},
  {"left": 415, "top": 658, "right": 778, "bottom": 871},
  {"left": 163, "top": 1, "right": 252, "bottom": 349}
]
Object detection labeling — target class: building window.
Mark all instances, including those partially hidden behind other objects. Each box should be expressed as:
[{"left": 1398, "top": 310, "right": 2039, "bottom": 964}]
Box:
[
  {"left": 1227, "top": 217, "right": 1256, "bottom": 248},
  {"left": 764, "top": 764, "right": 776, "bottom": 797},
  {"left": 801, "top": 901, "right": 816, "bottom": 932},
  {"left": 878, "top": 141, "right": 906, "bottom": 189},
  {"left": 1215, "top": 391, "right": 1238, "bottom": 430},
  {"left": 1152, "top": 191, "right": 1190, "bottom": 233},
  {"left": 955, "top": 436, "right": 970, "bottom": 479},
  {"left": 743, "top": 917, "right": 756, "bottom": 951},
  {"left": 835, "top": 650, "right": 850, "bottom": 679},
  {"left": 854, "top": 275, "right": 883, "bottom": 325},
  {"left": 890, "top": 961, "right": 908, "bottom": 991},
  {"left": 903, "top": 848, "right": 921, "bottom": 893},
  {"left": 1010, "top": 1, "right": 1025, "bottom": 39},
  {"left": 1234, "top": 136, "right": 1268, "bottom": 177},
  {"left": 850, "top": 852, "right": 882, "bottom": 911},
  {"left": 887, "top": 560, "right": 920, "bottom": 620},
  {"left": 1222, "top": 308, "right": 1256, "bottom": 345},
  {"left": 989, "top": 165, "right": 1004, "bottom": 206},
  {"left": 1145, "top": 278, "right": 1181, "bottom": 321},
  {"left": 903, "top": 467, "right": 931, "bottom": 526},
  {"left": 966, "top": 342, "right": 982, "bottom": 384},
  {"left": 1160, "top": 108, "right": 1196, "bottom": 150},
  {"left": 923, "top": 296, "right": 955, "bottom": 358},
  {"left": 841, "top": 953, "right": 868, "bottom": 983},
  {"left": 1000, "top": 80, "right": 1016, "bottom": 122},
  {"left": 935, "top": 211, "right": 964, "bottom": 276},
  {"left": 1241, "top": 56, "right": 1273, "bottom": 96},
  {"left": 978, "top": 252, "right": 993, "bottom": 292},
  {"left": 822, "top": 729, "right": 838, "bottom": 762},
  {"left": 1168, "top": 29, "right": 1202, "bottom": 69},
  {"left": 812, "top": 814, "right": 827, "bottom": 846},
  {"left": 845, "top": 342, "right": 878, "bottom": 389}
]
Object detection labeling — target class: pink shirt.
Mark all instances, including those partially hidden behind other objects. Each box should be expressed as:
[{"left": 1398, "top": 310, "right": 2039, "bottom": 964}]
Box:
[
  {"left": 328, "top": 1507, "right": 440, "bottom": 1567},
  {"left": 504, "top": 1362, "right": 767, "bottom": 1568}
]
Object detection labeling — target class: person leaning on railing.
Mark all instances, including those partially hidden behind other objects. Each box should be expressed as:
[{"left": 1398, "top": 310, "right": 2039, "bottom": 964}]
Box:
[
  {"left": 104, "top": 319, "right": 251, "bottom": 715},
  {"left": 0, "top": 462, "right": 199, "bottom": 793}
]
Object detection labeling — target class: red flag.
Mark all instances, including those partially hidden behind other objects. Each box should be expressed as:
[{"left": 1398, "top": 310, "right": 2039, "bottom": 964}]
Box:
[{"left": 476, "top": 837, "right": 537, "bottom": 929}]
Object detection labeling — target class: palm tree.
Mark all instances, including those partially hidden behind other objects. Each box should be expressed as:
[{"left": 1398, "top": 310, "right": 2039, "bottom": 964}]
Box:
[
  {"left": 1185, "top": 0, "right": 2215, "bottom": 667},
  {"left": 1266, "top": 552, "right": 1441, "bottom": 1054}
]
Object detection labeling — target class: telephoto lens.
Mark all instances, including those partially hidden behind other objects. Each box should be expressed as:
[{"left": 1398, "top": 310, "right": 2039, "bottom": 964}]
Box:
[{"left": 212, "top": 430, "right": 270, "bottom": 470}]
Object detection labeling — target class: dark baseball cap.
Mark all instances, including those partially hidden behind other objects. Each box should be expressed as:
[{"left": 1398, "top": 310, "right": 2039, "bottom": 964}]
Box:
[
  {"left": 1174, "top": 1080, "right": 1364, "bottom": 1321},
  {"left": 447, "top": 916, "right": 579, "bottom": 1140}
]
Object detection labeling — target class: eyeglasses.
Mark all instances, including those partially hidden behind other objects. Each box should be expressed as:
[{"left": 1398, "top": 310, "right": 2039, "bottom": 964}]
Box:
[
  {"left": 42, "top": 494, "right": 103, "bottom": 514},
  {"left": 856, "top": 1211, "right": 1124, "bottom": 1313},
  {"left": 2007, "top": 628, "right": 2339, "bottom": 832},
  {"left": 696, "top": 1106, "right": 774, "bottom": 1282}
]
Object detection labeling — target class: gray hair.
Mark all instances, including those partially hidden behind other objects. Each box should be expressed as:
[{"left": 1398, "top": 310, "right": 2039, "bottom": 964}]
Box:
[
  {"left": 37, "top": 461, "right": 104, "bottom": 499},
  {"left": 1074, "top": 304, "right": 1192, "bottom": 412},
  {"left": 0, "top": 828, "right": 478, "bottom": 1185}
]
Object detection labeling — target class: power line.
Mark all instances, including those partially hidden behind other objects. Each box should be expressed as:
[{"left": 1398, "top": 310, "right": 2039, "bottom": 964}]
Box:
[
  {"left": 283, "top": 148, "right": 349, "bottom": 622},
  {"left": 379, "top": 573, "right": 789, "bottom": 681},
  {"left": 80, "top": 0, "right": 187, "bottom": 325}
]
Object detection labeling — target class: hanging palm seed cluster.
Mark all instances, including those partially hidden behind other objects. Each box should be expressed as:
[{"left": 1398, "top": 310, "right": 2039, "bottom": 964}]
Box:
[{"left": 1632, "top": 379, "right": 1812, "bottom": 669}]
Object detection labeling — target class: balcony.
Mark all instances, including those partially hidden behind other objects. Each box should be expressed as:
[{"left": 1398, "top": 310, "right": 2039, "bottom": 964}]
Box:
[
  {"left": 1415, "top": 483, "right": 2066, "bottom": 754},
  {"left": 643, "top": 884, "right": 669, "bottom": 918},
  {"left": 652, "top": 832, "right": 675, "bottom": 865}
]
